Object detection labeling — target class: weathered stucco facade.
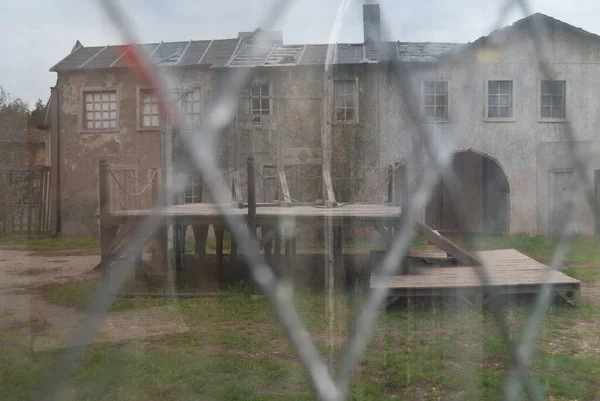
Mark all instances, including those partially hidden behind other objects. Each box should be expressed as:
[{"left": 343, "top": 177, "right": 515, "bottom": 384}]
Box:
[{"left": 48, "top": 9, "right": 600, "bottom": 236}]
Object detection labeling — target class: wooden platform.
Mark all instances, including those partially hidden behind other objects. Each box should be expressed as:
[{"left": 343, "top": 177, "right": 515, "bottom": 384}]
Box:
[
  {"left": 106, "top": 203, "right": 403, "bottom": 226},
  {"left": 372, "top": 249, "right": 581, "bottom": 305}
]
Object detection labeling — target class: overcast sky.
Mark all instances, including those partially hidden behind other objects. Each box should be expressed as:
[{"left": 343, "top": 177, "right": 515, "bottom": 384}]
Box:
[{"left": 1, "top": 0, "right": 598, "bottom": 105}]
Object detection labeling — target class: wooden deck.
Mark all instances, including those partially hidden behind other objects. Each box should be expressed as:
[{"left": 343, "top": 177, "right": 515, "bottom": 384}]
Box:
[
  {"left": 372, "top": 249, "right": 581, "bottom": 305},
  {"left": 106, "top": 203, "right": 404, "bottom": 226}
]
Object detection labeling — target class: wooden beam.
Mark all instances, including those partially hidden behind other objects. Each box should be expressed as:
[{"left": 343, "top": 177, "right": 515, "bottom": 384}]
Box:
[
  {"left": 231, "top": 170, "right": 243, "bottom": 208},
  {"left": 247, "top": 156, "right": 256, "bottom": 235},
  {"left": 278, "top": 170, "right": 291, "bottom": 207},
  {"left": 322, "top": 168, "right": 337, "bottom": 207},
  {"left": 258, "top": 227, "right": 277, "bottom": 250},
  {"left": 414, "top": 221, "right": 480, "bottom": 266}
]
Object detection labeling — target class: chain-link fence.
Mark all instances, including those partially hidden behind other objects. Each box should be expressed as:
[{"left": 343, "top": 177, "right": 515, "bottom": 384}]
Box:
[{"left": 4, "top": 0, "right": 600, "bottom": 400}]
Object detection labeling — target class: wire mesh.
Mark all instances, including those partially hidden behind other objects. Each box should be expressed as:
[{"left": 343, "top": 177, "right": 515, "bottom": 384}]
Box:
[{"left": 10, "top": 0, "right": 598, "bottom": 400}]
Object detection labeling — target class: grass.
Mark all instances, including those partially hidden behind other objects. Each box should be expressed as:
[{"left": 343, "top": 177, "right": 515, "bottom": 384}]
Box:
[
  {"left": 5, "top": 233, "right": 600, "bottom": 400},
  {"left": 7, "top": 290, "right": 600, "bottom": 401},
  {"left": 0, "top": 236, "right": 99, "bottom": 251}
]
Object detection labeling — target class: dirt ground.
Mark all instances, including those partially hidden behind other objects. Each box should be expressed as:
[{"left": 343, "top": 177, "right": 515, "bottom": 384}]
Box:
[{"left": 0, "top": 248, "right": 188, "bottom": 350}]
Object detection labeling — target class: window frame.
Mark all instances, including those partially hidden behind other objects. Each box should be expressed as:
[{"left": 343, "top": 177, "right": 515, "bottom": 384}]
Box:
[
  {"left": 79, "top": 87, "right": 120, "bottom": 133},
  {"left": 333, "top": 78, "right": 359, "bottom": 124},
  {"left": 485, "top": 79, "right": 516, "bottom": 122},
  {"left": 183, "top": 174, "right": 203, "bottom": 204},
  {"left": 136, "top": 86, "right": 161, "bottom": 131},
  {"left": 249, "top": 81, "right": 273, "bottom": 123},
  {"left": 538, "top": 79, "right": 568, "bottom": 123},
  {"left": 182, "top": 86, "right": 204, "bottom": 128},
  {"left": 421, "top": 79, "right": 450, "bottom": 123}
]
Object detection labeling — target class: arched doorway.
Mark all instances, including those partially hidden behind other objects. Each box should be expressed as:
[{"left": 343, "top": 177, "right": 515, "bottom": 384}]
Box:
[{"left": 426, "top": 150, "right": 510, "bottom": 234}]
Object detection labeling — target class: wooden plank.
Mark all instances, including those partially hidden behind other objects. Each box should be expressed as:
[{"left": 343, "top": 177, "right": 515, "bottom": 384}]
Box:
[
  {"left": 231, "top": 170, "right": 243, "bottom": 208},
  {"left": 322, "top": 168, "right": 337, "bottom": 207},
  {"left": 278, "top": 170, "right": 291, "bottom": 207},
  {"left": 414, "top": 221, "right": 480, "bottom": 266}
]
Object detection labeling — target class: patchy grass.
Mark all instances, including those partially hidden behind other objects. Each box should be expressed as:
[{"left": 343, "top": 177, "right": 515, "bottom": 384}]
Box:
[
  {"left": 0, "top": 236, "right": 100, "bottom": 251},
  {"left": 10, "top": 234, "right": 600, "bottom": 399},
  {"left": 10, "top": 288, "right": 600, "bottom": 401}
]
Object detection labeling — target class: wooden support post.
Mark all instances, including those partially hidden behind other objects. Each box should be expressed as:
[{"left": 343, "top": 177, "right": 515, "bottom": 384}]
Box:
[
  {"left": 334, "top": 225, "right": 345, "bottom": 286},
  {"left": 262, "top": 226, "right": 273, "bottom": 265},
  {"left": 231, "top": 170, "right": 243, "bottom": 208},
  {"left": 278, "top": 170, "right": 291, "bottom": 207},
  {"left": 230, "top": 227, "right": 238, "bottom": 261},
  {"left": 274, "top": 231, "right": 281, "bottom": 276},
  {"left": 247, "top": 156, "right": 256, "bottom": 236},
  {"left": 99, "top": 160, "right": 110, "bottom": 274},
  {"left": 192, "top": 225, "right": 208, "bottom": 263},
  {"left": 323, "top": 168, "right": 337, "bottom": 207},
  {"left": 285, "top": 238, "right": 291, "bottom": 269},
  {"left": 150, "top": 170, "right": 167, "bottom": 274},
  {"left": 387, "top": 165, "right": 394, "bottom": 203},
  {"left": 214, "top": 225, "right": 225, "bottom": 281}
]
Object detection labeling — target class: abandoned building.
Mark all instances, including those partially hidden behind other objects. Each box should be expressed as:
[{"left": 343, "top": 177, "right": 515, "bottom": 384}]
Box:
[{"left": 44, "top": 5, "right": 600, "bottom": 236}]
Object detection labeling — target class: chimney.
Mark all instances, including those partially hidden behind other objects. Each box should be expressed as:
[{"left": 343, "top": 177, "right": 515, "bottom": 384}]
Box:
[{"left": 363, "top": 4, "right": 381, "bottom": 44}]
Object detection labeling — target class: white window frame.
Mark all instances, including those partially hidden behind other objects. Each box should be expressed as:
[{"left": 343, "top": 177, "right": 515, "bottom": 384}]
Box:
[
  {"left": 249, "top": 81, "right": 272, "bottom": 123},
  {"left": 79, "top": 87, "right": 120, "bottom": 133},
  {"left": 333, "top": 78, "right": 359, "bottom": 124},
  {"left": 421, "top": 79, "right": 450, "bottom": 123},
  {"left": 136, "top": 86, "right": 161, "bottom": 131},
  {"left": 485, "top": 79, "right": 516, "bottom": 122},
  {"left": 538, "top": 79, "right": 568, "bottom": 123}
]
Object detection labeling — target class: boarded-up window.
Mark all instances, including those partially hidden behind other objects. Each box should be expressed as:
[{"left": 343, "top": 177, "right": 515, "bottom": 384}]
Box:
[{"left": 84, "top": 91, "right": 117, "bottom": 130}]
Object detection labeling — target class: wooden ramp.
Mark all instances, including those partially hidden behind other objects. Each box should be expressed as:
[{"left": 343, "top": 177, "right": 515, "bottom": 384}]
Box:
[{"left": 372, "top": 249, "right": 581, "bottom": 307}]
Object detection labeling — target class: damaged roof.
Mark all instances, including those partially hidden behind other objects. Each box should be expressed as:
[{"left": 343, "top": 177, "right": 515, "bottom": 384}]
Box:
[
  {"left": 50, "top": 40, "right": 461, "bottom": 71},
  {"left": 50, "top": 13, "right": 597, "bottom": 72}
]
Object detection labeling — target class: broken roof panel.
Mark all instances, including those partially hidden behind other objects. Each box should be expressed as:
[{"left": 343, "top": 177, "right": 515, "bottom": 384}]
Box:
[
  {"left": 228, "top": 44, "right": 274, "bottom": 67},
  {"left": 297, "top": 44, "right": 330, "bottom": 65},
  {"left": 178, "top": 40, "right": 212, "bottom": 66},
  {"left": 336, "top": 43, "right": 365, "bottom": 64},
  {"left": 109, "top": 43, "right": 160, "bottom": 68},
  {"left": 151, "top": 41, "right": 190, "bottom": 66},
  {"left": 201, "top": 38, "right": 240, "bottom": 67},
  {"left": 395, "top": 42, "right": 459, "bottom": 62},
  {"left": 264, "top": 45, "right": 305, "bottom": 65},
  {"left": 51, "top": 39, "right": 464, "bottom": 71},
  {"left": 82, "top": 45, "right": 123, "bottom": 68},
  {"left": 50, "top": 46, "right": 105, "bottom": 71}
]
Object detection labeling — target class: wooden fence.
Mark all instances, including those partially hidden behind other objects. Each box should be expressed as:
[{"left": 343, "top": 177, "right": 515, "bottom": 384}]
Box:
[{"left": 0, "top": 166, "right": 51, "bottom": 237}]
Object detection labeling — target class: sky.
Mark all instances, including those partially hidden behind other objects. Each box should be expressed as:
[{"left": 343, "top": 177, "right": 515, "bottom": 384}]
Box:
[{"left": 0, "top": 0, "right": 598, "bottom": 106}]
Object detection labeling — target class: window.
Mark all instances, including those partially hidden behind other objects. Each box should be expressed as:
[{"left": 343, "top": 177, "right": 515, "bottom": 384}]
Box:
[
  {"left": 334, "top": 80, "right": 357, "bottom": 122},
  {"left": 488, "top": 80, "right": 513, "bottom": 119},
  {"left": 84, "top": 91, "right": 117, "bottom": 130},
  {"left": 250, "top": 83, "right": 271, "bottom": 122},
  {"left": 184, "top": 88, "right": 203, "bottom": 126},
  {"left": 423, "top": 81, "right": 448, "bottom": 120},
  {"left": 541, "top": 80, "right": 566, "bottom": 119},
  {"left": 184, "top": 175, "right": 202, "bottom": 204},
  {"left": 140, "top": 89, "right": 160, "bottom": 129}
]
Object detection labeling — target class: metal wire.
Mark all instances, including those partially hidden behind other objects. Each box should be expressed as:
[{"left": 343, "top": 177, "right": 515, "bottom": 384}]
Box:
[{"left": 36, "top": 1, "right": 594, "bottom": 400}]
